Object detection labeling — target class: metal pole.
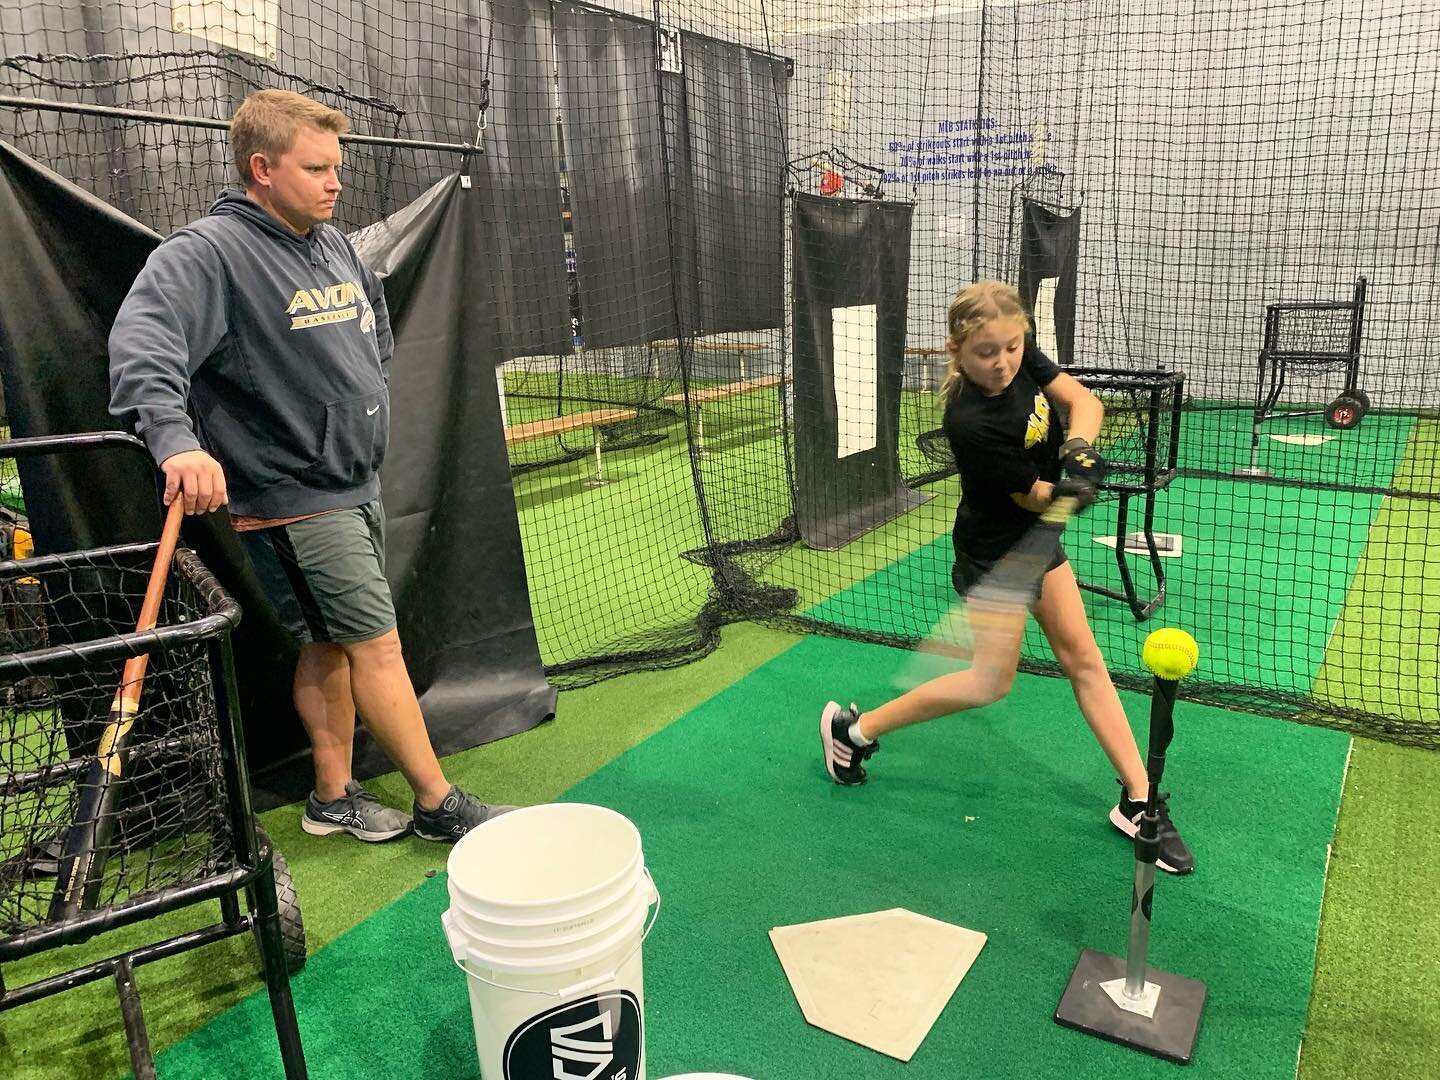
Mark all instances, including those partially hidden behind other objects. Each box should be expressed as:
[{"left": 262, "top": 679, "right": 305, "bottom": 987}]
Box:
[
  {"left": 1123, "top": 860, "right": 1157, "bottom": 999},
  {"left": 0, "top": 95, "right": 473, "bottom": 154},
  {"left": 1123, "top": 675, "right": 1177, "bottom": 998},
  {"left": 114, "top": 956, "right": 156, "bottom": 1080}
]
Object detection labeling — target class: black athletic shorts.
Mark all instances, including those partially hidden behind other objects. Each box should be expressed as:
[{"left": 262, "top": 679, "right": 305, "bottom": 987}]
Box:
[{"left": 951, "top": 540, "right": 1068, "bottom": 609}]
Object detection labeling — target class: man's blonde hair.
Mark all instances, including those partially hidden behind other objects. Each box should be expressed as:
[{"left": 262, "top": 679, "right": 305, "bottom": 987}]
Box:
[
  {"left": 939, "top": 279, "right": 1033, "bottom": 405},
  {"left": 231, "top": 89, "right": 349, "bottom": 186}
]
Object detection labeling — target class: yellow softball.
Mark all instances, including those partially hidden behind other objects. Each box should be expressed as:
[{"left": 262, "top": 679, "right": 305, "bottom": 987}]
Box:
[{"left": 1142, "top": 628, "right": 1199, "bottom": 680}]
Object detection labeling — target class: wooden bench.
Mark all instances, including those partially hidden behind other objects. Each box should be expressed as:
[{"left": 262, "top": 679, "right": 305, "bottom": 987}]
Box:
[
  {"left": 663, "top": 375, "right": 787, "bottom": 455},
  {"left": 650, "top": 339, "right": 766, "bottom": 353},
  {"left": 663, "top": 373, "right": 784, "bottom": 406},
  {"left": 504, "top": 407, "right": 637, "bottom": 486},
  {"left": 649, "top": 339, "right": 769, "bottom": 382}
]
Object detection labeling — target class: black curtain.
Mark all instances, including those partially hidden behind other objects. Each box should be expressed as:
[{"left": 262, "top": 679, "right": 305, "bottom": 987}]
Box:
[
  {"left": 480, "top": 0, "right": 574, "bottom": 358},
  {"left": 0, "top": 143, "right": 301, "bottom": 787},
  {"left": 1017, "top": 198, "right": 1080, "bottom": 367},
  {"left": 680, "top": 33, "right": 788, "bottom": 335},
  {"left": 349, "top": 173, "right": 556, "bottom": 782},
  {"left": 0, "top": 142, "right": 554, "bottom": 805},
  {"left": 554, "top": 3, "right": 674, "bottom": 349},
  {"left": 791, "top": 193, "right": 927, "bottom": 550},
  {"left": 0, "top": 143, "right": 165, "bottom": 550},
  {"left": 555, "top": 8, "right": 791, "bottom": 348}
]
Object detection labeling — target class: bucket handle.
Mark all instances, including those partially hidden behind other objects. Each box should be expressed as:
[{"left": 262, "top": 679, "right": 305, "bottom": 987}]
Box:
[{"left": 448, "top": 867, "right": 660, "bottom": 999}]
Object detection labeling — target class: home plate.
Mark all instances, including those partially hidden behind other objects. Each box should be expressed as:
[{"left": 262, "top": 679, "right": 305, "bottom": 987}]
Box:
[
  {"left": 769, "top": 908, "right": 987, "bottom": 1061},
  {"left": 1267, "top": 433, "right": 1335, "bottom": 446},
  {"left": 1094, "top": 531, "right": 1184, "bottom": 557}
]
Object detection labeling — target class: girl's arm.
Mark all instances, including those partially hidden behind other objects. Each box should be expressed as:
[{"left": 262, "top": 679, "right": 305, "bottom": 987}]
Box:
[
  {"left": 1009, "top": 371, "right": 1105, "bottom": 512},
  {"left": 1011, "top": 479, "right": 1056, "bottom": 513},
  {"left": 1044, "top": 371, "right": 1104, "bottom": 443}
]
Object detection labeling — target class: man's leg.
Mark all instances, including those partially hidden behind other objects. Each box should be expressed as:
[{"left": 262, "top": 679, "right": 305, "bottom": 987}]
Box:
[
  {"left": 340, "top": 629, "right": 450, "bottom": 811},
  {"left": 295, "top": 637, "right": 410, "bottom": 842},
  {"left": 261, "top": 502, "right": 513, "bottom": 839},
  {"left": 293, "top": 642, "right": 356, "bottom": 802}
]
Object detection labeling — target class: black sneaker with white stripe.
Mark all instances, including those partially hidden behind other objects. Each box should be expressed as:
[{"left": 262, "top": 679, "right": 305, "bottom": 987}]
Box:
[
  {"left": 1110, "top": 784, "right": 1195, "bottom": 875},
  {"left": 302, "top": 780, "right": 412, "bottom": 842},
  {"left": 412, "top": 785, "right": 516, "bottom": 842},
  {"left": 819, "top": 700, "right": 878, "bottom": 786}
]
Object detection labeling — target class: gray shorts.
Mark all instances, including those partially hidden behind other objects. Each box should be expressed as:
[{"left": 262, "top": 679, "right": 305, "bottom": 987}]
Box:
[
  {"left": 951, "top": 541, "right": 1068, "bottom": 610},
  {"left": 237, "top": 499, "right": 396, "bottom": 645}
]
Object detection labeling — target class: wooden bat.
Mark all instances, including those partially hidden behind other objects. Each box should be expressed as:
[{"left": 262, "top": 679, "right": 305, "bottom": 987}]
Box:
[{"left": 50, "top": 498, "right": 186, "bottom": 919}]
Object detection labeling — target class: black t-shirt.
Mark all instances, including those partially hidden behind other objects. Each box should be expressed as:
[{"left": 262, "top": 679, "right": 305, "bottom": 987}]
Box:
[{"left": 943, "top": 338, "right": 1063, "bottom": 561}]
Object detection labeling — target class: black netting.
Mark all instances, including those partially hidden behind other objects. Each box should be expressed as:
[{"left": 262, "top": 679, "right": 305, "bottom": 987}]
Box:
[
  {"left": 0, "top": 547, "right": 237, "bottom": 942},
  {"left": 4, "top": 0, "right": 1438, "bottom": 748}
]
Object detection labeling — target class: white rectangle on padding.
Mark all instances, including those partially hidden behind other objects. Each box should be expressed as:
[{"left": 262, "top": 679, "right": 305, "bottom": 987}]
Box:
[
  {"left": 495, "top": 367, "right": 509, "bottom": 427},
  {"left": 833, "top": 304, "right": 878, "bottom": 458},
  {"left": 1033, "top": 277, "right": 1059, "bottom": 359},
  {"left": 171, "top": 2, "right": 280, "bottom": 60},
  {"left": 826, "top": 69, "right": 853, "bottom": 133}
]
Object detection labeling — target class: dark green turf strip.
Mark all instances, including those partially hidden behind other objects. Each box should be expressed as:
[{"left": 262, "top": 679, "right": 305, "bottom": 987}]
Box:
[
  {"left": 1173, "top": 408, "right": 1415, "bottom": 490},
  {"left": 154, "top": 634, "right": 1348, "bottom": 1080},
  {"left": 805, "top": 474, "right": 1384, "bottom": 701}
]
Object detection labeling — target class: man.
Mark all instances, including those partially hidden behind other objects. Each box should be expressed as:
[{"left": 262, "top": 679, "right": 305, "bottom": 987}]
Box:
[{"left": 109, "top": 89, "right": 511, "bottom": 842}]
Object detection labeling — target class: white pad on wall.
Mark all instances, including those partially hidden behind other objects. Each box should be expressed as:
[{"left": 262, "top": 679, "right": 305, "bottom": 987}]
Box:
[
  {"left": 825, "top": 68, "right": 853, "bottom": 133},
  {"left": 832, "top": 304, "right": 878, "bottom": 458},
  {"left": 171, "top": 2, "right": 280, "bottom": 61},
  {"left": 495, "top": 366, "right": 509, "bottom": 427},
  {"left": 1033, "top": 277, "right": 1059, "bottom": 359}
]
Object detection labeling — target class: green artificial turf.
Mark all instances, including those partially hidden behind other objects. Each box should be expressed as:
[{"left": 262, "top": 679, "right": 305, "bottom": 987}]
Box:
[
  {"left": 1173, "top": 406, "right": 1416, "bottom": 489},
  {"left": 500, "top": 370, "right": 955, "bottom": 673},
  {"left": 503, "top": 374, "right": 797, "bottom": 671},
  {"left": 3, "top": 401, "right": 1435, "bottom": 1079},
  {"left": 1311, "top": 420, "right": 1440, "bottom": 730},
  {"left": 1296, "top": 420, "right": 1440, "bottom": 1076},
  {"left": 154, "top": 634, "right": 1349, "bottom": 1080}
]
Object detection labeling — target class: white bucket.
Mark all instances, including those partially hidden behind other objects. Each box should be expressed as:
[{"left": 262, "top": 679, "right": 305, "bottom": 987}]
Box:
[{"left": 442, "top": 803, "right": 659, "bottom": 1080}]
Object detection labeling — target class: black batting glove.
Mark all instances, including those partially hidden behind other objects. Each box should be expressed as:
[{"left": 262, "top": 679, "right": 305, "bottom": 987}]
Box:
[
  {"left": 1052, "top": 477, "right": 1097, "bottom": 512},
  {"left": 1060, "top": 437, "right": 1108, "bottom": 488}
]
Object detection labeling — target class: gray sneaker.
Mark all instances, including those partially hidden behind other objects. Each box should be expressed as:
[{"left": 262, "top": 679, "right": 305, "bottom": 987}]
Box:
[
  {"left": 301, "top": 781, "right": 412, "bottom": 842},
  {"left": 412, "top": 785, "right": 516, "bottom": 842}
]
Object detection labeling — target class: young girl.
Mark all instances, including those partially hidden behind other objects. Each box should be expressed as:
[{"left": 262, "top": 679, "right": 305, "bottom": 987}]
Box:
[{"left": 818, "top": 280, "right": 1194, "bottom": 874}]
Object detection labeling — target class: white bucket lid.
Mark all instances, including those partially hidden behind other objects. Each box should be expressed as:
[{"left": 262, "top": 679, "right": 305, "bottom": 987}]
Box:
[
  {"left": 448, "top": 874, "right": 653, "bottom": 952},
  {"left": 448, "top": 802, "right": 642, "bottom": 913},
  {"left": 454, "top": 896, "right": 649, "bottom": 977},
  {"left": 446, "top": 845, "right": 642, "bottom": 928}
]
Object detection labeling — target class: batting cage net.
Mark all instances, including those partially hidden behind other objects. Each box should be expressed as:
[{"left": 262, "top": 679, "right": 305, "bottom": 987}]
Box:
[
  {"left": 0, "top": 545, "right": 237, "bottom": 944},
  {"left": 2, "top": 0, "right": 1438, "bottom": 748}
]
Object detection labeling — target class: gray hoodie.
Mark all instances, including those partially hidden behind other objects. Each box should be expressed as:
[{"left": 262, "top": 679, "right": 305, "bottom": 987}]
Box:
[{"left": 109, "top": 190, "right": 394, "bottom": 518}]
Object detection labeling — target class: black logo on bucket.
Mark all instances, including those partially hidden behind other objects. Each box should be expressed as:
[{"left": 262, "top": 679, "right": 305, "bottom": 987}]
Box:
[{"left": 502, "top": 990, "right": 642, "bottom": 1080}]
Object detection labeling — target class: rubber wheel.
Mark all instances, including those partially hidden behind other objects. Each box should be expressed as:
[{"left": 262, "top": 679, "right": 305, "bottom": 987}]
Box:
[
  {"left": 253, "top": 828, "right": 307, "bottom": 976},
  {"left": 1325, "top": 394, "right": 1363, "bottom": 430},
  {"left": 1348, "top": 388, "right": 1371, "bottom": 413}
]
